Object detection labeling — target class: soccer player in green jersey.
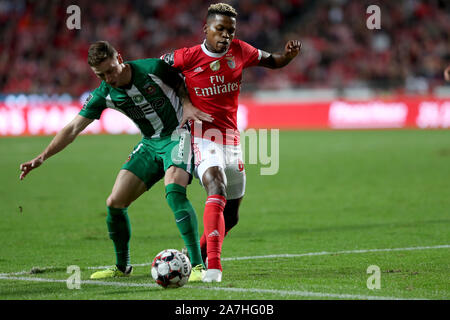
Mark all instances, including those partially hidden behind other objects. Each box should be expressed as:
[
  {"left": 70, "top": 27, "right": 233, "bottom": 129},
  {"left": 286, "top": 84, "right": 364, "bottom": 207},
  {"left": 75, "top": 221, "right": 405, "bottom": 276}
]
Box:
[{"left": 19, "top": 41, "right": 213, "bottom": 281}]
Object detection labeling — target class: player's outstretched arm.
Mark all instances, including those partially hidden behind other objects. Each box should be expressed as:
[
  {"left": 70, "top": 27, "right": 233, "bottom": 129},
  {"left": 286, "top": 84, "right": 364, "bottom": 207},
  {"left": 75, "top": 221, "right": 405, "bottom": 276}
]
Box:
[
  {"left": 258, "top": 40, "right": 301, "bottom": 69},
  {"left": 19, "top": 115, "right": 93, "bottom": 180}
]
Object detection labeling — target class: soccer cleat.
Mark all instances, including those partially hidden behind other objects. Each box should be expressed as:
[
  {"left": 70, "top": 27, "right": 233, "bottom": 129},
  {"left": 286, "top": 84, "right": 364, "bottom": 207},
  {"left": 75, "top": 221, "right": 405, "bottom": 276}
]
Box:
[
  {"left": 189, "top": 264, "right": 206, "bottom": 282},
  {"left": 90, "top": 265, "right": 133, "bottom": 279},
  {"left": 202, "top": 269, "right": 222, "bottom": 283}
]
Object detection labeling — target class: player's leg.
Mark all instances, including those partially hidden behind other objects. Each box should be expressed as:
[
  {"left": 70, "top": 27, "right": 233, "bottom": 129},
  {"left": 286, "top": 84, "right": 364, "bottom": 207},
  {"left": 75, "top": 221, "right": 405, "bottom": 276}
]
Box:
[
  {"left": 199, "top": 197, "right": 242, "bottom": 262},
  {"left": 199, "top": 154, "right": 245, "bottom": 263},
  {"left": 222, "top": 155, "right": 246, "bottom": 235},
  {"left": 192, "top": 136, "right": 229, "bottom": 281},
  {"left": 160, "top": 131, "right": 205, "bottom": 281},
  {"left": 198, "top": 165, "right": 227, "bottom": 260},
  {"left": 91, "top": 139, "right": 163, "bottom": 280},
  {"left": 164, "top": 165, "right": 204, "bottom": 267},
  {"left": 200, "top": 166, "right": 227, "bottom": 282},
  {"left": 90, "top": 169, "right": 147, "bottom": 279},
  {"left": 106, "top": 169, "right": 147, "bottom": 268},
  {"left": 223, "top": 197, "right": 242, "bottom": 233},
  {"left": 164, "top": 165, "right": 206, "bottom": 281},
  {"left": 201, "top": 143, "right": 246, "bottom": 282}
]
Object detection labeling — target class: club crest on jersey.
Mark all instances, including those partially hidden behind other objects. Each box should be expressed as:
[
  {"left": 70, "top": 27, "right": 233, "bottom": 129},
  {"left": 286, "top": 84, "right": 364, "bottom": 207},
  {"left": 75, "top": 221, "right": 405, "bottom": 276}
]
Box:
[
  {"left": 132, "top": 94, "right": 144, "bottom": 104},
  {"left": 143, "top": 82, "right": 156, "bottom": 95},
  {"left": 209, "top": 60, "right": 220, "bottom": 72},
  {"left": 226, "top": 56, "right": 235, "bottom": 69}
]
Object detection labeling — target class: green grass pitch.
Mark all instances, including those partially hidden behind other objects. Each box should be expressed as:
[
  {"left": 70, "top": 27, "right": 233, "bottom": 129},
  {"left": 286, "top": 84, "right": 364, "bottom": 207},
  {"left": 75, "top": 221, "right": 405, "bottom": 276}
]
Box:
[{"left": 0, "top": 130, "right": 449, "bottom": 300}]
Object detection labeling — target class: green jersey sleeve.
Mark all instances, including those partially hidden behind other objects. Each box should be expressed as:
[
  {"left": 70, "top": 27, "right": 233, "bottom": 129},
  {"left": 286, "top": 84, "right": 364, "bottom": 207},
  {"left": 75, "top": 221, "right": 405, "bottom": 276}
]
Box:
[
  {"left": 79, "top": 83, "right": 108, "bottom": 120},
  {"left": 152, "top": 59, "right": 183, "bottom": 90},
  {"left": 135, "top": 58, "right": 182, "bottom": 91}
]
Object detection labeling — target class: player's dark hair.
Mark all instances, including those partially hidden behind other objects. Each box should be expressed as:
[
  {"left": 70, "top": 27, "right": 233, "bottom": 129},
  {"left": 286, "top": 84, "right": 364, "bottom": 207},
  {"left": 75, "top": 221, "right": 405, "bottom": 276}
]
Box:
[
  {"left": 206, "top": 3, "right": 237, "bottom": 20},
  {"left": 88, "top": 41, "right": 117, "bottom": 67}
]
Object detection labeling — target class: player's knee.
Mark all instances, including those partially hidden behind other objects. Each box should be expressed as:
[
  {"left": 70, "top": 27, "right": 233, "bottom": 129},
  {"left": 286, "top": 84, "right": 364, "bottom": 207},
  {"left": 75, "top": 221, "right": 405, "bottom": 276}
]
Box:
[
  {"left": 206, "top": 178, "right": 227, "bottom": 197},
  {"left": 106, "top": 194, "right": 129, "bottom": 208}
]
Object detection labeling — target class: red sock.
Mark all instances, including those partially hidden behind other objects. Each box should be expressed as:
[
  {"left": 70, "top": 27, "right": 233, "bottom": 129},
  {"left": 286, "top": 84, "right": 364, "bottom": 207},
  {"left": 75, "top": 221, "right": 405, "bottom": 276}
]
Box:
[
  {"left": 200, "top": 228, "right": 230, "bottom": 263},
  {"left": 200, "top": 196, "right": 231, "bottom": 266},
  {"left": 202, "top": 195, "right": 226, "bottom": 271}
]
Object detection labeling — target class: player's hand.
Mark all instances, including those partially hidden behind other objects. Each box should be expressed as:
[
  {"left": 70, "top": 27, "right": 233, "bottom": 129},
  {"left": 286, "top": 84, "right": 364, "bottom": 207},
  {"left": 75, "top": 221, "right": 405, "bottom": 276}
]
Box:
[
  {"left": 19, "top": 156, "right": 44, "bottom": 180},
  {"left": 180, "top": 102, "right": 214, "bottom": 128},
  {"left": 444, "top": 66, "right": 450, "bottom": 82},
  {"left": 284, "top": 40, "right": 301, "bottom": 59}
]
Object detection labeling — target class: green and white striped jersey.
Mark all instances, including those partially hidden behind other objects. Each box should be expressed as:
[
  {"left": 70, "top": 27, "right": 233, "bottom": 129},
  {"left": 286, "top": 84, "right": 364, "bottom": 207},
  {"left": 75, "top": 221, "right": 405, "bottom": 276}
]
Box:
[{"left": 79, "top": 58, "right": 183, "bottom": 139}]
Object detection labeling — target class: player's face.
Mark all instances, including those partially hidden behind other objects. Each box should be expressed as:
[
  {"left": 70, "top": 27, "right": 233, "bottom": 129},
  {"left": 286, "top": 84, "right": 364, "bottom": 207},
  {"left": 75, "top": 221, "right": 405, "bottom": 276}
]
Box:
[
  {"left": 91, "top": 55, "right": 125, "bottom": 87},
  {"left": 204, "top": 15, "right": 236, "bottom": 53}
]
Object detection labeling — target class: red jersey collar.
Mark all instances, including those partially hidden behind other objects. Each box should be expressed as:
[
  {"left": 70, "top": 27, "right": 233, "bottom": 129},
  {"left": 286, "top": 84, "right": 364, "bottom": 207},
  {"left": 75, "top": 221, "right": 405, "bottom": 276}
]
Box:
[{"left": 201, "top": 40, "right": 229, "bottom": 58}]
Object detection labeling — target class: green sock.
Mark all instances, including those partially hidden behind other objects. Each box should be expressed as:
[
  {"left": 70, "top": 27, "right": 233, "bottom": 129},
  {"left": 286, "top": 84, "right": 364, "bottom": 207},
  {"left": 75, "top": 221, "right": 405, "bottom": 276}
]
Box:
[
  {"left": 106, "top": 206, "right": 131, "bottom": 271},
  {"left": 165, "top": 183, "right": 204, "bottom": 267}
]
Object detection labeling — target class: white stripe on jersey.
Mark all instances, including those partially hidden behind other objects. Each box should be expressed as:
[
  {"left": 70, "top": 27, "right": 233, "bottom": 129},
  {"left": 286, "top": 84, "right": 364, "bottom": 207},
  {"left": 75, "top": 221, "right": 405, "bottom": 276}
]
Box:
[
  {"left": 125, "top": 84, "right": 164, "bottom": 138},
  {"left": 105, "top": 94, "right": 115, "bottom": 109},
  {"left": 106, "top": 94, "right": 128, "bottom": 117},
  {"left": 148, "top": 73, "right": 183, "bottom": 125}
]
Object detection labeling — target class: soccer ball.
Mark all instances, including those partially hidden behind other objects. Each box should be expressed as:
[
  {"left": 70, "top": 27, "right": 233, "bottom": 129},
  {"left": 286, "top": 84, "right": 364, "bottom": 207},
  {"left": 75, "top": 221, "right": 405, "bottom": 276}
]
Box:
[{"left": 151, "top": 249, "right": 191, "bottom": 288}]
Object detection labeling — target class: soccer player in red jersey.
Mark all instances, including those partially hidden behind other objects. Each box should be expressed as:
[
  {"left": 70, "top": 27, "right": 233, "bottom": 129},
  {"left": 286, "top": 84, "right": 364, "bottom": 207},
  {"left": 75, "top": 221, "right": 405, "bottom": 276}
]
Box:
[{"left": 161, "top": 3, "right": 301, "bottom": 282}]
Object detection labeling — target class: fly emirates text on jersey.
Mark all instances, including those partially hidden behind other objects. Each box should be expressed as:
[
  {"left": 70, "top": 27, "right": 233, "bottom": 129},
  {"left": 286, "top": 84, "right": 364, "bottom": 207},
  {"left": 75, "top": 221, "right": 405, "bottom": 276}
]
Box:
[{"left": 193, "top": 75, "right": 240, "bottom": 97}]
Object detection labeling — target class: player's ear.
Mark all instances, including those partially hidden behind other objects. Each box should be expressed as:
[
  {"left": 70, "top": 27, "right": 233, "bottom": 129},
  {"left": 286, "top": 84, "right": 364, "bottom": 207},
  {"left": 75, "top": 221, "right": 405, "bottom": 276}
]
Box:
[{"left": 203, "top": 24, "right": 208, "bottom": 34}]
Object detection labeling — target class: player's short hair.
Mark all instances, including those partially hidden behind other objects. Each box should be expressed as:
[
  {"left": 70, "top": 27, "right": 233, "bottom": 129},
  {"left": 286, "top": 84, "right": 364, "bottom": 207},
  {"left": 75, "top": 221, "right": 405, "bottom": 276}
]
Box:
[
  {"left": 207, "top": 3, "right": 237, "bottom": 20},
  {"left": 87, "top": 41, "right": 117, "bottom": 67}
]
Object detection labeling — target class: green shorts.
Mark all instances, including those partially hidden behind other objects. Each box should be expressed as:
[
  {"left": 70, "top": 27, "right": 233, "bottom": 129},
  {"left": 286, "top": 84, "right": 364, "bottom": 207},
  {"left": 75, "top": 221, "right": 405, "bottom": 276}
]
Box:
[{"left": 121, "top": 131, "right": 193, "bottom": 190}]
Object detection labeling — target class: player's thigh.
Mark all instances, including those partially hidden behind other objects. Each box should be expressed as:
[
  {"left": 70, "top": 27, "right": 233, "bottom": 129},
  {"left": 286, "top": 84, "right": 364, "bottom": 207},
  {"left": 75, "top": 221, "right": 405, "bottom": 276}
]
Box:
[
  {"left": 164, "top": 165, "right": 191, "bottom": 187},
  {"left": 109, "top": 140, "right": 165, "bottom": 207},
  {"left": 161, "top": 132, "right": 193, "bottom": 187},
  {"left": 192, "top": 136, "right": 227, "bottom": 187},
  {"left": 224, "top": 145, "right": 246, "bottom": 200},
  {"left": 108, "top": 169, "right": 148, "bottom": 207}
]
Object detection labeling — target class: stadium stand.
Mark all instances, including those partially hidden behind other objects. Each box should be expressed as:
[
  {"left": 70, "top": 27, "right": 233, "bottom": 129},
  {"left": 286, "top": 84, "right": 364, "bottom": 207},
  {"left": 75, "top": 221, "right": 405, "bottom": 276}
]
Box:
[{"left": 0, "top": 0, "right": 449, "bottom": 98}]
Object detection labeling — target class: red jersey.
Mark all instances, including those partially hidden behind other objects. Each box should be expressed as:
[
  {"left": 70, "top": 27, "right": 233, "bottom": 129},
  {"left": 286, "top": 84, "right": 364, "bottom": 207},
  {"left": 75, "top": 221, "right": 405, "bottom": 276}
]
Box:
[{"left": 162, "top": 39, "right": 261, "bottom": 145}]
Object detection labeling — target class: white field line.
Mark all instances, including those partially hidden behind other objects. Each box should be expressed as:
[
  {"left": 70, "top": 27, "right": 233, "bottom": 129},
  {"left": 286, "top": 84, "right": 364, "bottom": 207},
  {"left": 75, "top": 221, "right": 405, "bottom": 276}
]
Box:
[
  {"left": 0, "top": 244, "right": 448, "bottom": 277},
  {"left": 0, "top": 275, "right": 426, "bottom": 300},
  {"left": 87, "top": 244, "right": 450, "bottom": 270},
  {"left": 221, "top": 244, "right": 450, "bottom": 262},
  {"left": 1, "top": 244, "right": 447, "bottom": 300}
]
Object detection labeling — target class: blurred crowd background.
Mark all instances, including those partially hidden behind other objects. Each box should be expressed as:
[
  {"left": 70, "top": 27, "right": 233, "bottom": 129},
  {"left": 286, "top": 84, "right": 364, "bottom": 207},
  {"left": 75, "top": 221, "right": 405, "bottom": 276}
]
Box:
[{"left": 0, "top": 0, "right": 449, "bottom": 98}]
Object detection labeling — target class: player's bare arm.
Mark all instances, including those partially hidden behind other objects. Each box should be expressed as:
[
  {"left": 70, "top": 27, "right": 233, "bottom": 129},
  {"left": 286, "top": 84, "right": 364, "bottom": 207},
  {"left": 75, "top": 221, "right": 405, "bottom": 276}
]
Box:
[
  {"left": 19, "top": 115, "right": 93, "bottom": 180},
  {"left": 175, "top": 80, "right": 214, "bottom": 127},
  {"left": 258, "top": 40, "right": 301, "bottom": 69}
]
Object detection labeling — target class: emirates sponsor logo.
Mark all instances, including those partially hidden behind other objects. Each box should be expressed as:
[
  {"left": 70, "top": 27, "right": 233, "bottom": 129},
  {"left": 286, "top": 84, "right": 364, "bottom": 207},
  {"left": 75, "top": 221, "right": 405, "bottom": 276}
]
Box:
[
  {"left": 193, "top": 82, "right": 240, "bottom": 97},
  {"left": 193, "top": 75, "right": 240, "bottom": 97}
]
